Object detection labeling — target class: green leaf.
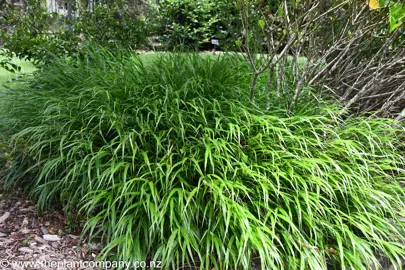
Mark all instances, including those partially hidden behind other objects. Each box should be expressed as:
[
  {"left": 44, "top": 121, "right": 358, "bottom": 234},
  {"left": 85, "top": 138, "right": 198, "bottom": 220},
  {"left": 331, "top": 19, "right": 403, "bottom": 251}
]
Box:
[
  {"left": 277, "top": 5, "right": 284, "bottom": 17},
  {"left": 389, "top": 3, "right": 405, "bottom": 32},
  {"left": 258, "top": 19, "right": 265, "bottom": 30}
]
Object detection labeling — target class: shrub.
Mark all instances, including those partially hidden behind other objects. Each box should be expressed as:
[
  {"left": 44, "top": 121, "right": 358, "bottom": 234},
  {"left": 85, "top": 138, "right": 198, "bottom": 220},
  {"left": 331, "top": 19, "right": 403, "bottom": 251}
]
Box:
[
  {"left": 237, "top": 0, "right": 405, "bottom": 118},
  {"left": 0, "top": 0, "right": 81, "bottom": 66},
  {"left": 74, "top": 3, "right": 150, "bottom": 51},
  {"left": 1, "top": 50, "right": 405, "bottom": 269},
  {"left": 153, "top": 0, "right": 239, "bottom": 50},
  {"left": 0, "top": 0, "right": 149, "bottom": 69}
]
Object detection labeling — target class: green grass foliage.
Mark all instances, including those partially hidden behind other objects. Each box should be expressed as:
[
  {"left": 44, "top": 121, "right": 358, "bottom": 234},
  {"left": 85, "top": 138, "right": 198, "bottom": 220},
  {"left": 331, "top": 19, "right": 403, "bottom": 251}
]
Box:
[{"left": 0, "top": 49, "right": 405, "bottom": 269}]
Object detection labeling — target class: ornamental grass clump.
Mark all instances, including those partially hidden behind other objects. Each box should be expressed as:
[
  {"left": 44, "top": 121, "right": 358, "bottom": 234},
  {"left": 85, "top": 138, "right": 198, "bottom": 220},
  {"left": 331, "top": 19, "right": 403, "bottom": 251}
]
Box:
[{"left": 0, "top": 49, "right": 405, "bottom": 269}]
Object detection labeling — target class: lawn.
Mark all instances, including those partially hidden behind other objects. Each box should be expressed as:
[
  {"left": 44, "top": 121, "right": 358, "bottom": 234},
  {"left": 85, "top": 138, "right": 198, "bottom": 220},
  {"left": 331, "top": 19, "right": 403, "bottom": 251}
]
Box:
[
  {"left": 0, "top": 56, "right": 36, "bottom": 87},
  {"left": 0, "top": 52, "right": 215, "bottom": 86}
]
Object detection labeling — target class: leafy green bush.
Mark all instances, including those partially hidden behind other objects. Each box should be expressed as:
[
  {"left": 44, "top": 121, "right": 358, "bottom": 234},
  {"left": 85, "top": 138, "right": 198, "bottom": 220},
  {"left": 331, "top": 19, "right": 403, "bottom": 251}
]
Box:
[
  {"left": 153, "top": 0, "right": 239, "bottom": 49},
  {"left": 1, "top": 50, "right": 405, "bottom": 269},
  {"left": 74, "top": 3, "right": 149, "bottom": 50},
  {"left": 0, "top": 0, "right": 149, "bottom": 69},
  {"left": 0, "top": 0, "right": 81, "bottom": 66}
]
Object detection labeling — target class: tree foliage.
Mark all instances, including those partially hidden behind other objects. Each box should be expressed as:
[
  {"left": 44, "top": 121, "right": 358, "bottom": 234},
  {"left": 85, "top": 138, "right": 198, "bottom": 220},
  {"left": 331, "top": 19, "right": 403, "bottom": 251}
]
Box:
[{"left": 0, "top": 0, "right": 149, "bottom": 71}]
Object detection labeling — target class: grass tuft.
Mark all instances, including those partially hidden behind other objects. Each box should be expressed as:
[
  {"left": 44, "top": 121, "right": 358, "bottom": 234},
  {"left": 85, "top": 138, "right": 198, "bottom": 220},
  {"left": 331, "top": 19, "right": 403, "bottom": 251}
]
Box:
[{"left": 0, "top": 49, "right": 404, "bottom": 269}]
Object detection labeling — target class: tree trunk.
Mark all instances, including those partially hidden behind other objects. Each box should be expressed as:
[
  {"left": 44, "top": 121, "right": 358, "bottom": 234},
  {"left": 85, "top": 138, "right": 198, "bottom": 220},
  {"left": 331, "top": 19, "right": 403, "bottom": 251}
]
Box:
[{"left": 250, "top": 73, "right": 258, "bottom": 103}]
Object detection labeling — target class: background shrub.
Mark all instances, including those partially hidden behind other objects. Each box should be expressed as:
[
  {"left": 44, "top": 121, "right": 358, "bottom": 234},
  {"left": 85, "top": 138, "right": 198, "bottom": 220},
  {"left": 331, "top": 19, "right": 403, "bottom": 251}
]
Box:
[
  {"left": 1, "top": 50, "right": 405, "bottom": 269},
  {"left": 0, "top": 0, "right": 149, "bottom": 69},
  {"left": 74, "top": 2, "right": 149, "bottom": 51},
  {"left": 0, "top": 0, "right": 81, "bottom": 66},
  {"left": 153, "top": 0, "right": 240, "bottom": 50},
  {"left": 237, "top": 0, "right": 405, "bottom": 119}
]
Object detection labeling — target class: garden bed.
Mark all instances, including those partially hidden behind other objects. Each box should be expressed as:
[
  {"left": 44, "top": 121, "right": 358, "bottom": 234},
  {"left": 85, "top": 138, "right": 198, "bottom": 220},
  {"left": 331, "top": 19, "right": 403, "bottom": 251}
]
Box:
[{"left": 0, "top": 188, "right": 98, "bottom": 270}]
